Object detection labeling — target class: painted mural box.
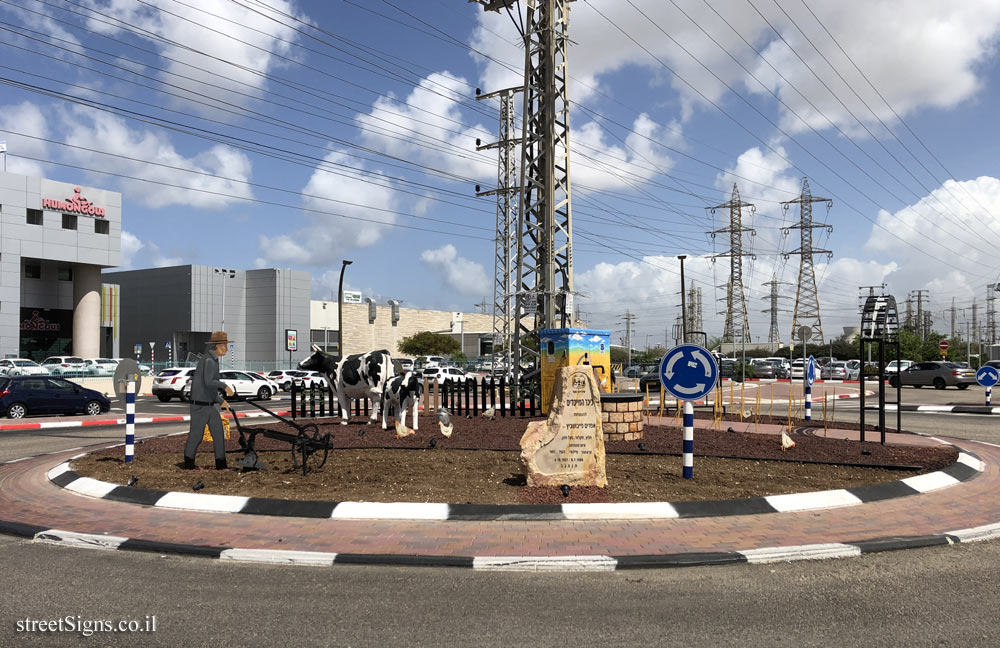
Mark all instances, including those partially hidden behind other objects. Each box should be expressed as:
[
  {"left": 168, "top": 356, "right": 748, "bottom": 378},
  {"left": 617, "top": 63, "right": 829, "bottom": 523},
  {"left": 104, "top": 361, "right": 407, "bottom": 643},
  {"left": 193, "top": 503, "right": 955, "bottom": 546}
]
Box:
[{"left": 539, "top": 328, "right": 612, "bottom": 415}]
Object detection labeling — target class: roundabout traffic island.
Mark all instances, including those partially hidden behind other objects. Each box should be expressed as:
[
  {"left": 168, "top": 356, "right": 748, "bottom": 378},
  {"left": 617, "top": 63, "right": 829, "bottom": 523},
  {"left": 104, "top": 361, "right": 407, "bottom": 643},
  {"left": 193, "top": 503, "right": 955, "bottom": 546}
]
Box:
[{"left": 68, "top": 412, "right": 958, "bottom": 507}]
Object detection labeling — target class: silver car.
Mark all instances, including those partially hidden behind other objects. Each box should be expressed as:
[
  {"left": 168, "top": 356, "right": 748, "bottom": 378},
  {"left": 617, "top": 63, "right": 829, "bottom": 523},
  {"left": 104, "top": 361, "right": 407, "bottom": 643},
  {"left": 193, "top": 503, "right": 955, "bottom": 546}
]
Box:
[{"left": 889, "top": 361, "right": 976, "bottom": 390}]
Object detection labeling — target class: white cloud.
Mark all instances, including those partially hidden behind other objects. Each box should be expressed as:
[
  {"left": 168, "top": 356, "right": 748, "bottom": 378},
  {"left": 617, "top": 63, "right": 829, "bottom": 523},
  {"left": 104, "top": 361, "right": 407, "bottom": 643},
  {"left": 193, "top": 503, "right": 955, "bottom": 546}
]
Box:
[
  {"left": 119, "top": 231, "right": 143, "bottom": 269},
  {"left": 258, "top": 149, "right": 400, "bottom": 265},
  {"left": 470, "top": 0, "right": 1000, "bottom": 133},
  {"left": 419, "top": 244, "right": 490, "bottom": 296},
  {"left": 80, "top": 0, "right": 308, "bottom": 110},
  {"left": 0, "top": 101, "right": 50, "bottom": 177},
  {"left": 117, "top": 230, "right": 182, "bottom": 269},
  {"left": 59, "top": 106, "right": 254, "bottom": 209}
]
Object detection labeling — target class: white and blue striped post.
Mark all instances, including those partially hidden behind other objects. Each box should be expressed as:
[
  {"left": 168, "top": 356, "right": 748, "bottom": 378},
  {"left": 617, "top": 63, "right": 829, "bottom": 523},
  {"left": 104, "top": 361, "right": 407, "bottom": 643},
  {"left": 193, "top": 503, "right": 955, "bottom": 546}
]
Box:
[
  {"left": 125, "top": 380, "right": 135, "bottom": 462},
  {"left": 987, "top": 386, "right": 992, "bottom": 407},
  {"left": 683, "top": 400, "right": 694, "bottom": 479},
  {"left": 804, "top": 382, "right": 812, "bottom": 421}
]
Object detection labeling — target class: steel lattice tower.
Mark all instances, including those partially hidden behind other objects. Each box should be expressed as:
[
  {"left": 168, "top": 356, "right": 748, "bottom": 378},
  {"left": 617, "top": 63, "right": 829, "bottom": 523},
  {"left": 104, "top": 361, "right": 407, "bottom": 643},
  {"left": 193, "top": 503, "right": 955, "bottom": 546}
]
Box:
[
  {"left": 708, "top": 184, "right": 755, "bottom": 343},
  {"left": 761, "top": 274, "right": 791, "bottom": 350},
  {"left": 475, "top": 86, "right": 523, "bottom": 376},
  {"left": 474, "top": 0, "right": 576, "bottom": 386},
  {"left": 781, "top": 178, "right": 832, "bottom": 346}
]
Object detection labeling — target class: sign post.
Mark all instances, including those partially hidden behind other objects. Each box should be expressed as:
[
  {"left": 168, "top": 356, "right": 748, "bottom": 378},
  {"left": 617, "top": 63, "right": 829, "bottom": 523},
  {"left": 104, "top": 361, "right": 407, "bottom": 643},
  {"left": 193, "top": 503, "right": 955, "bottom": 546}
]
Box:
[
  {"left": 977, "top": 365, "right": 998, "bottom": 406},
  {"left": 939, "top": 340, "right": 950, "bottom": 360},
  {"left": 285, "top": 329, "right": 297, "bottom": 368},
  {"left": 659, "top": 344, "right": 719, "bottom": 479},
  {"left": 150, "top": 341, "right": 155, "bottom": 370},
  {"left": 133, "top": 343, "right": 142, "bottom": 358},
  {"left": 805, "top": 356, "right": 816, "bottom": 422}
]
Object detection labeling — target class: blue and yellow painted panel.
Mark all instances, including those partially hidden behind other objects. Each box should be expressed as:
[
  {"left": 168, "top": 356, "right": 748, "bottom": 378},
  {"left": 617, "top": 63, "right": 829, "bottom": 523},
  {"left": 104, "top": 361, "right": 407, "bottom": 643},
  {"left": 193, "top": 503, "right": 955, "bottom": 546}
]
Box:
[{"left": 539, "top": 328, "right": 612, "bottom": 414}]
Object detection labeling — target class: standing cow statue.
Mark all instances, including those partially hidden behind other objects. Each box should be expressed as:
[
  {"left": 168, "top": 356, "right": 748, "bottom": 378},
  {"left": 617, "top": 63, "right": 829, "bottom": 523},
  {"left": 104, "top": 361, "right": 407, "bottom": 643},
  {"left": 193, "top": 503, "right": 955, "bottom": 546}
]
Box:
[
  {"left": 382, "top": 371, "right": 423, "bottom": 437},
  {"left": 298, "top": 346, "right": 394, "bottom": 426}
]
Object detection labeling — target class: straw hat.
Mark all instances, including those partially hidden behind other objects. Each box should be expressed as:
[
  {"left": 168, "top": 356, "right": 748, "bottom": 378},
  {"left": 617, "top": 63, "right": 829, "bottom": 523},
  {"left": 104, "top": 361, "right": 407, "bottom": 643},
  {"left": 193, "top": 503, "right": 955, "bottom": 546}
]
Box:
[{"left": 207, "top": 331, "right": 230, "bottom": 346}]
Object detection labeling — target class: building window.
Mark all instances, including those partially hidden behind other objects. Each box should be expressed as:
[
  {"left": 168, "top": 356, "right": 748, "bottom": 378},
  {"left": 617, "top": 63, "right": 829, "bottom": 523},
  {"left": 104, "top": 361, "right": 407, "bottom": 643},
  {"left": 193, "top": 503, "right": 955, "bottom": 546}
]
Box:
[
  {"left": 58, "top": 265, "right": 73, "bottom": 281},
  {"left": 24, "top": 263, "right": 41, "bottom": 279},
  {"left": 26, "top": 209, "right": 42, "bottom": 225},
  {"left": 94, "top": 219, "right": 109, "bottom": 234},
  {"left": 62, "top": 213, "right": 77, "bottom": 230}
]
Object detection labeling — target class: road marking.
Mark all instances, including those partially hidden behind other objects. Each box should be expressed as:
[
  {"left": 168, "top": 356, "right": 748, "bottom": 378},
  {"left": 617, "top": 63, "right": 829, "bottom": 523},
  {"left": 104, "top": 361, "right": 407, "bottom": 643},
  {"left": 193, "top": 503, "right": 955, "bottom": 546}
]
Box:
[{"left": 473, "top": 555, "right": 617, "bottom": 571}]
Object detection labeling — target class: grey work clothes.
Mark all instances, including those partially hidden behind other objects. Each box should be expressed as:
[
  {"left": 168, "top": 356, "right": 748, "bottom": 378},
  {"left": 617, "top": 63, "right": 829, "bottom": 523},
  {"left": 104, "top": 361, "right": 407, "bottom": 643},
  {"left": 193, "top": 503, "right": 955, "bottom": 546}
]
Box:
[{"left": 184, "top": 352, "right": 229, "bottom": 461}]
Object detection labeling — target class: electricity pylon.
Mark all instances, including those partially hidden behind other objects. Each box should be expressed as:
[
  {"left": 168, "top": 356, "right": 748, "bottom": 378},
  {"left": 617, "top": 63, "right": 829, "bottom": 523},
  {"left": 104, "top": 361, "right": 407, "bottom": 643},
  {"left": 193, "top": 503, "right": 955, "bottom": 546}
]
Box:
[
  {"left": 761, "top": 274, "right": 792, "bottom": 352},
  {"left": 708, "top": 184, "right": 755, "bottom": 343},
  {"left": 472, "top": 0, "right": 576, "bottom": 387},
  {"left": 782, "top": 178, "right": 832, "bottom": 346},
  {"left": 475, "top": 86, "right": 523, "bottom": 377}
]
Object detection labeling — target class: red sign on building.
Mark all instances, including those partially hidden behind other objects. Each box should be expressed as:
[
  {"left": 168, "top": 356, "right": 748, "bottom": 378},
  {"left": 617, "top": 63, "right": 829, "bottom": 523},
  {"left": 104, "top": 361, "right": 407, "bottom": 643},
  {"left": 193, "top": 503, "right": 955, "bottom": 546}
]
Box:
[{"left": 42, "top": 187, "right": 106, "bottom": 217}]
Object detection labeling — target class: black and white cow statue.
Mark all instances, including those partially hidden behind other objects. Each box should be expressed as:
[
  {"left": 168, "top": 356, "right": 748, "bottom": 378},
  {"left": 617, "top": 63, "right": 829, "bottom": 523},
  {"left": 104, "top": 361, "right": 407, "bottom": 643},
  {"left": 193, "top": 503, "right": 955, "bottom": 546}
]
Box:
[
  {"left": 298, "top": 346, "right": 394, "bottom": 426},
  {"left": 382, "top": 371, "right": 423, "bottom": 436}
]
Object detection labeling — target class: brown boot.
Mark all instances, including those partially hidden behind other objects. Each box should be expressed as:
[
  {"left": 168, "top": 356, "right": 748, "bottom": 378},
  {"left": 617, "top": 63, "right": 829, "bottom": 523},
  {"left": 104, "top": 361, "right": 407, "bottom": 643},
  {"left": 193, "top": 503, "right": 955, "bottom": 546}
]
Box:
[
  {"left": 215, "top": 458, "right": 229, "bottom": 470},
  {"left": 182, "top": 456, "right": 197, "bottom": 470}
]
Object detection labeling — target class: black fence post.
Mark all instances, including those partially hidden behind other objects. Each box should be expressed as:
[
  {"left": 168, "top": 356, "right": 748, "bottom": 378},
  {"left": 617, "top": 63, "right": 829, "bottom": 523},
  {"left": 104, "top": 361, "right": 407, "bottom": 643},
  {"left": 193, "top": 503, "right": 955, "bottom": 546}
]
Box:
[
  {"left": 309, "top": 384, "right": 316, "bottom": 418},
  {"left": 318, "top": 385, "right": 326, "bottom": 417},
  {"left": 499, "top": 376, "right": 506, "bottom": 417},
  {"left": 290, "top": 382, "right": 297, "bottom": 420},
  {"left": 529, "top": 389, "right": 536, "bottom": 416},
  {"left": 519, "top": 385, "right": 525, "bottom": 417},
  {"left": 363, "top": 398, "right": 370, "bottom": 419}
]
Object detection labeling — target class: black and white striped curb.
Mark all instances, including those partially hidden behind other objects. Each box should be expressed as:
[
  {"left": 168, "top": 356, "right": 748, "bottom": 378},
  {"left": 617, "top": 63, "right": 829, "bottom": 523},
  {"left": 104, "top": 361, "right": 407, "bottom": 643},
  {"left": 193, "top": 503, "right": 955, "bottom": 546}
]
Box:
[
  {"left": 44, "top": 449, "right": 983, "bottom": 522},
  {"left": 2, "top": 519, "right": 998, "bottom": 571},
  {"left": 865, "top": 404, "right": 1000, "bottom": 415}
]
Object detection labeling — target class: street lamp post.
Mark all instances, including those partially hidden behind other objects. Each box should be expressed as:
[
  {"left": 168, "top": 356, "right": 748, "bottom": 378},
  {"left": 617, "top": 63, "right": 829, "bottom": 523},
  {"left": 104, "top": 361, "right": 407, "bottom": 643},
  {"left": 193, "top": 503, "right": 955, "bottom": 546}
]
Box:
[
  {"left": 214, "top": 268, "right": 235, "bottom": 367},
  {"left": 677, "top": 255, "right": 687, "bottom": 344},
  {"left": 338, "top": 260, "right": 353, "bottom": 356}
]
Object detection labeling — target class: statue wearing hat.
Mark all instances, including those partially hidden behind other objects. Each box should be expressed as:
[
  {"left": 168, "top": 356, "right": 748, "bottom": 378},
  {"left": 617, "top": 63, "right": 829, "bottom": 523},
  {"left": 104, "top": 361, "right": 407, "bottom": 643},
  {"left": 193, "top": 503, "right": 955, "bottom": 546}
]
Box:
[{"left": 183, "top": 331, "right": 236, "bottom": 470}]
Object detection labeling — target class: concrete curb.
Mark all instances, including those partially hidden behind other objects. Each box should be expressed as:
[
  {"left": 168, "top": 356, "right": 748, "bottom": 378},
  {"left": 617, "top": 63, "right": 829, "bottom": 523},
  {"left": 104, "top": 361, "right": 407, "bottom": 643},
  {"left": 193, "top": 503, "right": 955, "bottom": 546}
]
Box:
[
  {"left": 864, "top": 404, "right": 1000, "bottom": 415},
  {"left": 45, "top": 446, "right": 982, "bottom": 522},
  {"left": 0, "top": 409, "right": 294, "bottom": 432}
]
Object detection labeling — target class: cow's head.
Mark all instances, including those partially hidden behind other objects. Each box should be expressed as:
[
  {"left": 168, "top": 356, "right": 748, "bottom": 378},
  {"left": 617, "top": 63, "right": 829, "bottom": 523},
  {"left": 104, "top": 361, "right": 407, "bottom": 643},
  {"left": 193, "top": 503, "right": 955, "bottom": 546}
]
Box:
[{"left": 298, "top": 344, "right": 339, "bottom": 375}]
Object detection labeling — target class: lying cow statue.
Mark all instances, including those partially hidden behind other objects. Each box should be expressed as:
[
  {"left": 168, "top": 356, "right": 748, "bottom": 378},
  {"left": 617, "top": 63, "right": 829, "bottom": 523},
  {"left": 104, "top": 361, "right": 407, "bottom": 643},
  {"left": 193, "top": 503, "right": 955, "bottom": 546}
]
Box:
[{"left": 299, "top": 345, "right": 394, "bottom": 426}]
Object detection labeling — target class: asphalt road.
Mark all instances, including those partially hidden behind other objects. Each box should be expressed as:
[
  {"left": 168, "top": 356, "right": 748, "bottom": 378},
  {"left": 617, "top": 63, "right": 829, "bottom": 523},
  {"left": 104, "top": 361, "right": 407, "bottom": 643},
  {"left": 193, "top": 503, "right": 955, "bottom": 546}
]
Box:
[{"left": 1, "top": 534, "right": 998, "bottom": 647}]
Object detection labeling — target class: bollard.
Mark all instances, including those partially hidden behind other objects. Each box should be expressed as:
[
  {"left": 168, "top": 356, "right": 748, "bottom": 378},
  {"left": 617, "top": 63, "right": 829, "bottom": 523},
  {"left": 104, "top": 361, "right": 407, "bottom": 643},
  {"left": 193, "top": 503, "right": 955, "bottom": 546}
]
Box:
[
  {"left": 805, "top": 382, "right": 812, "bottom": 421},
  {"left": 683, "top": 400, "right": 694, "bottom": 480},
  {"left": 125, "top": 380, "right": 135, "bottom": 463}
]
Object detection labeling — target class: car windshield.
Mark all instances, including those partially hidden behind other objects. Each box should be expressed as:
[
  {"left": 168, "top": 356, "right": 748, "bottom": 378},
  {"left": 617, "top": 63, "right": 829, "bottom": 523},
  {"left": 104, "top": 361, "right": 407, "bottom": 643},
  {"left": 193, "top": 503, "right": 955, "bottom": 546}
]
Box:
[
  {"left": 158, "top": 369, "right": 181, "bottom": 377},
  {"left": 13, "top": 360, "right": 36, "bottom": 366}
]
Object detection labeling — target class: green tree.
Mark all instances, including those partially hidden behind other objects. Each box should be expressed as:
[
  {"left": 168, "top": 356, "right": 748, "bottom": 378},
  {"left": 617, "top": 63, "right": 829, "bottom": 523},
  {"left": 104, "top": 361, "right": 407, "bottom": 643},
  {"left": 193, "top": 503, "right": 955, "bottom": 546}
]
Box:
[{"left": 397, "top": 331, "right": 460, "bottom": 356}]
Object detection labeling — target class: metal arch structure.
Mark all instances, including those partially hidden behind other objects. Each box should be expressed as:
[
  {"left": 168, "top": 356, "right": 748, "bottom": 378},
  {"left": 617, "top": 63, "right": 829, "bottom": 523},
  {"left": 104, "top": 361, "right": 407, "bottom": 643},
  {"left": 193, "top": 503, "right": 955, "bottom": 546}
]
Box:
[
  {"left": 472, "top": 0, "right": 576, "bottom": 388},
  {"left": 782, "top": 177, "right": 832, "bottom": 347},
  {"left": 707, "top": 184, "right": 755, "bottom": 344},
  {"left": 475, "top": 86, "right": 523, "bottom": 377},
  {"left": 859, "top": 293, "right": 901, "bottom": 446}
]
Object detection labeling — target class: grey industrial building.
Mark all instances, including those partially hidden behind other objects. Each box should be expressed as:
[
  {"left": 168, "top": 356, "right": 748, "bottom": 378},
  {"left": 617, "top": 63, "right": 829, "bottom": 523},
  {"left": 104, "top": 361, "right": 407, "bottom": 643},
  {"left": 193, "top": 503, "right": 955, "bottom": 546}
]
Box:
[
  {"left": 103, "top": 265, "right": 311, "bottom": 369},
  {"left": 0, "top": 172, "right": 122, "bottom": 360}
]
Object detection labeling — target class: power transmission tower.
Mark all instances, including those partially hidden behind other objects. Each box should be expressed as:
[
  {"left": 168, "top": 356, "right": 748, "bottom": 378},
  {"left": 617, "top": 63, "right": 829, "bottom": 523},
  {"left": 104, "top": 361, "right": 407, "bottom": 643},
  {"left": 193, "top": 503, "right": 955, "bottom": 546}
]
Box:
[
  {"left": 904, "top": 296, "right": 914, "bottom": 332},
  {"left": 761, "top": 274, "right": 792, "bottom": 352},
  {"left": 686, "top": 280, "right": 703, "bottom": 340},
  {"left": 707, "top": 184, "right": 755, "bottom": 344},
  {"left": 781, "top": 178, "right": 833, "bottom": 346},
  {"left": 473, "top": 0, "right": 577, "bottom": 387},
  {"left": 910, "top": 289, "right": 930, "bottom": 341},
  {"left": 950, "top": 298, "right": 957, "bottom": 340},
  {"left": 475, "top": 85, "right": 522, "bottom": 373},
  {"left": 620, "top": 310, "right": 636, "bottom": 366}
]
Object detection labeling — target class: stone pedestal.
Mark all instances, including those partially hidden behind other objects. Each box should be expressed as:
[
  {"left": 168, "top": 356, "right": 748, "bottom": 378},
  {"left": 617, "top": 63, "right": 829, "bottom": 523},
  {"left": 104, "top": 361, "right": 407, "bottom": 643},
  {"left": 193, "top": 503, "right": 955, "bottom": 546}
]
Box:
[
  {"left": 520, "top": 365, "right": 606, "bottom": 487},
  {"left": 600, "top": 393, "right": 645, "bottom": 442}
]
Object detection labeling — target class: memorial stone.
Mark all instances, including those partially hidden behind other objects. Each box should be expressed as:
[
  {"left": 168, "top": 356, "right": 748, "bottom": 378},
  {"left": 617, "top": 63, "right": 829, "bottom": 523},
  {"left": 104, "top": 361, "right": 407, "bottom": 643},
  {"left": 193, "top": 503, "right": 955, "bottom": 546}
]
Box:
[{"left": 520, "top": 365, "right": 607, "bottom": 487}]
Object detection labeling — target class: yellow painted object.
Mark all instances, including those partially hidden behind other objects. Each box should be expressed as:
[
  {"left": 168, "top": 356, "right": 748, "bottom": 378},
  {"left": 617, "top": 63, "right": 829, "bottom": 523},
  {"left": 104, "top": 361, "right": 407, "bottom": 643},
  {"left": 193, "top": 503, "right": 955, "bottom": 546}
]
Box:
[
  {"left": 739, "top": 383, "right": 745, "bottom": 421},
  {"left": 658, "top": 385, "right": 665, "bottom": 417},
  {"left": 203, "top": 416, "right": 231, "bottom": 442},
  {"left": 754, "top": 390, "right": 761, "bottom": 433},
  {"left": 768, "top": 383, "right": 774, "bottom": 418},
  {"left": 822, "top": 396, "right": 829, "bottom": 435},
  {"left": 675, "top": 399, "right": 681, "bottom": 425},
  {"left": 539, "top": 328, "right": 612, "bottom": 413}
]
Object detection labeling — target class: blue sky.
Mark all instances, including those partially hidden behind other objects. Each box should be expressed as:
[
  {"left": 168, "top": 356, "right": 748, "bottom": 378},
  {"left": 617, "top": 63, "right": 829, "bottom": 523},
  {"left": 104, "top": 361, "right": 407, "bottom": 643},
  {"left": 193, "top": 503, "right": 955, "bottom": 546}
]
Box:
[{"left": 1, "top": 0, "right": 999, "bottom": 348}]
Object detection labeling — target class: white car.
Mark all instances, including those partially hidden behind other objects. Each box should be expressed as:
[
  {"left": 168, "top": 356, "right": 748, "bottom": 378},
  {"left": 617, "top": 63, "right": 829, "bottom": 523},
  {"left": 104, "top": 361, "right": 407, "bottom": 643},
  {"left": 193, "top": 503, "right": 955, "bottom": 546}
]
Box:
[
  {"left": 0, "top": 358, "right": 48, "bottom": 376},
  {"left": 421, "top": 366, "right": 470, "bottom": 383},
  {"left": 152, "top": 367, "right": 196, "bottom": 402},
  {"left": 82, "top": 358, "right": 117, "bottom": 376},
  {"left": 292, "top": 371, "right": 328, "bottom": 389},
  {"left": 790, "top": 359, "right": 805, "bottom": 379},
  {"left": 111, "top": 358, "right": 152, "bottom": 375},
  {"left": 181, "top": 370, "right": 281, "bottom": 402},
  {"left": 266, "top": 370, "right": 325, "bottom": 390},
  {"left": 245, "top": 371, "right": 282, "bottom": 395},
  {"left": 40, "top": 356, "right": 86, "bottom": 375},
  {"left": 885, "top": 360, "right": 914, "bottom": 374}
]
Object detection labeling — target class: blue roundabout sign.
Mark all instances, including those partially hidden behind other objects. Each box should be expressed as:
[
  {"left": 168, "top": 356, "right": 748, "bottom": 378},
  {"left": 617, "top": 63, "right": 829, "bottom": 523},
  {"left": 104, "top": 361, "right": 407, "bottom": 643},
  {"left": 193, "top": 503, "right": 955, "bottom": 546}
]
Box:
[
  {"left": 806, "top": 356, "right": 816, "bottom": 387},
  {"left": 659, "top": 344, "right": 719, "bottom": 401}
]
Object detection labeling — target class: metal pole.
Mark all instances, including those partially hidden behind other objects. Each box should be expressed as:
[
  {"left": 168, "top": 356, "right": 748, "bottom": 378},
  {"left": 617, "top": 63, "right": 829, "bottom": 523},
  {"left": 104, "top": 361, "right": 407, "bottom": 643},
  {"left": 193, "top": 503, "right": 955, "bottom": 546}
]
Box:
[
  {"left": 896, "top": 339, "right": 901, "bottom": 435},
  {"left": 878, "top": 339, "right": 886, "bottom": 445},
  {"left": 125, "top": 380, "right": 135, "bottom": 463},
  {"left": 860, "top": 339, "right": 866, "bottom": 443},
  {"left": 683, "top": 400, "right": 693, "bottom": 479},
  {"left": 338, "top": 260, "right": 353, "bottom": 356},
  {"left": 678, "top": 255, "right": 687, "bottom": 343}
]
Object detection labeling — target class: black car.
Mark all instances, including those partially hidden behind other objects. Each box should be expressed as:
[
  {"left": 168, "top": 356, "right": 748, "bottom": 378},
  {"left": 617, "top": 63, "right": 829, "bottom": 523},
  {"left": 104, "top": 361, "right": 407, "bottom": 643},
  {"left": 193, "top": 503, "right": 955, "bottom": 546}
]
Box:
[
  {"left": 638, "top": 371, "right": 661, "bottom": 393},
  {"left": 0, "top": 376, "right": 111, "bottom": 419}
]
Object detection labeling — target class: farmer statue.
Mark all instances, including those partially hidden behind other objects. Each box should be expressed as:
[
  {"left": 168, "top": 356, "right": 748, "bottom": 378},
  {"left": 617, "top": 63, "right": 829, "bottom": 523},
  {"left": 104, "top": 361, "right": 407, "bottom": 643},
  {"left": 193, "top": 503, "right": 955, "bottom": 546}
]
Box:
[{"left": 182, "top": 331, "right": 236, "bottom": 470}]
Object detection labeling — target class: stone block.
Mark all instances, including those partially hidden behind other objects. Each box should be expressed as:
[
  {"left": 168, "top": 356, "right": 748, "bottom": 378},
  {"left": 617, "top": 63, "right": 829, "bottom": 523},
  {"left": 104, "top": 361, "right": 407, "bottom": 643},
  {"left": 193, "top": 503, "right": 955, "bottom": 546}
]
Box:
[
  {"left": 601, "top": 411, "right": 609, "bottom": 422},
  {"left": 609, "top": 412, "right": 624, "bottom": 423}
]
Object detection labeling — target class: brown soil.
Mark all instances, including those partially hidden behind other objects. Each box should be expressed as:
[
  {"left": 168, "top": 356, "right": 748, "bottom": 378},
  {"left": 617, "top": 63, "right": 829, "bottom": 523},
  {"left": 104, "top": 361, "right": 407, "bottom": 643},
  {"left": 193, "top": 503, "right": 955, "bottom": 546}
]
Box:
[{"left": 69, "top": 414, "right": 957, "bottom": 506}]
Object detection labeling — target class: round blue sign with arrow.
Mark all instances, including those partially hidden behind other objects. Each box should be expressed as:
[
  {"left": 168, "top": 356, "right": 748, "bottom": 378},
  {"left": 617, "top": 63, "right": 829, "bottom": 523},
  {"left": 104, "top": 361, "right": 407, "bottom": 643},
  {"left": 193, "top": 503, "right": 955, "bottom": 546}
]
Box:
[
  {"left": 976, "top": 365, "right": 999, "bottom": 387},
  {"left": 806, "top": 356, "right": 816, "bottom": 386},
  {"left": 659, "top": 344, "right": 719, "bottom": 401}
]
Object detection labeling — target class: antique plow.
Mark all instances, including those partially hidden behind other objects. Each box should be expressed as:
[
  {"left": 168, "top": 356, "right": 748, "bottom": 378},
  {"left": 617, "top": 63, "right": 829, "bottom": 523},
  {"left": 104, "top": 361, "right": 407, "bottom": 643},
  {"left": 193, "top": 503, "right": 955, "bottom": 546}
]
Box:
[{"left": 229, "top": 399, "right": 332, "bottom": 475}]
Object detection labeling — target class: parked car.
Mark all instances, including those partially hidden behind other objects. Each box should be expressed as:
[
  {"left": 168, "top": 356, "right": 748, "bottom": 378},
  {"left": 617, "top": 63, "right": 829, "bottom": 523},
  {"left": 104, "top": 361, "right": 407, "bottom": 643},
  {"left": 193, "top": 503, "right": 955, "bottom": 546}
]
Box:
[
  {"left": 40, "top": 356, "right": 86, "bottom": 376},
  {"left": 638, "top": 371, "right": 663, "bottom": 394},
  {"left": 151, "top": 367, "right": 196, "bottom": 402},
  {"left": 753, "top": 361, "right": 782, "bottom": 379},
  {"left": 790, "top": 359, "right": 805, "bottom": 379},
  {"left": 0, "top": 375, "right": 111, "bottom": 418},
  {"left": 395, "top": 358, "right": 415, "bottom": 372},
  {"left": 844, "top": 360, "right": 862, "bottom": 380},
  {"left": 0, "top": 358, "right": 48, "bottom": 376},
  {"left": 820, "top": 362, "right": 849, "bottom": 380},
  {"left": 245, "top": 371, "right": 282, "bottom": 395},
  {"left": 82, "top": 358, "right": 117, "bottom": 376},
  {"left": 293, "top": 371, "right": 329, "bottom": 389},
  {"left": 265, "top": 370, "right": 320, "bottom": 391},
  {"left": 421, "top": 366, "right": 470, "bottom": 383},
  {"left": 985, "top": 360, "right": 1000, "bottom": 371},
  {"left": 182, "top": 370, "right": 278, "bottom": 401},
  {"left": 111, "top": 358, "right": 152, "bottom": 375},
  {"left": 888, "top": 361, "right": 976, "bottom": 390},
  {"left": 884, "top": 360, "right": 914, "bottom": 374},
  {"left": 814, "top": 357, "right": 837, "bottom": 368},
  {"left": 415, "top": 356, "right": 446, "bottom": 370}
]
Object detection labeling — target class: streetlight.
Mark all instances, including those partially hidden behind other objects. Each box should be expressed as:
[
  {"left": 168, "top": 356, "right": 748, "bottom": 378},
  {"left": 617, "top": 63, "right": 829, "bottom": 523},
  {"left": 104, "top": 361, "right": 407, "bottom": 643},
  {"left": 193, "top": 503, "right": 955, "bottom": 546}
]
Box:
[
  {"left": 338, "top": 260, "right": 353, "bottom": 356},
  {"left": 214, "top": 268, "right": 235, "bottom": 366},
  {"left": 677, "top": 255, "right": 687, "bottom": 344}
]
